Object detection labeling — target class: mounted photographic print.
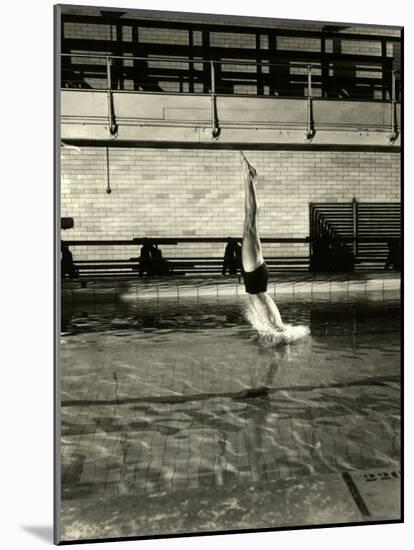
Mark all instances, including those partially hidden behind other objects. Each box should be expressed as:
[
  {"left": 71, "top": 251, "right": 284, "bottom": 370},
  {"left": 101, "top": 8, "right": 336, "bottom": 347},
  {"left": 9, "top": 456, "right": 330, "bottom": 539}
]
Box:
[{"left": 54, "top": 3, "right": 403, "bottom": 544}]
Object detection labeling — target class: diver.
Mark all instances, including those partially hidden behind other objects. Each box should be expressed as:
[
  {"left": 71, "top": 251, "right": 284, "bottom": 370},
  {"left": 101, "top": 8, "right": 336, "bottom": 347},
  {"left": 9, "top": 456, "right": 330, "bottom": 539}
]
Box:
[
  {"left": 239, "top": 152, "right": 309, "bottom": 345},
  {"left": 239, "top": 151, "right": 284, "bottom": 333}
]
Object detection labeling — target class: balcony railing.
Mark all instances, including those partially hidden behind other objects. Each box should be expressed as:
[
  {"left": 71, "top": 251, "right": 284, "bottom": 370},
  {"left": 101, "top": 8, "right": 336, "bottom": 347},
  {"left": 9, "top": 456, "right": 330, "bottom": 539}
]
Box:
[{"left": 61, "top": 53, "right": 401, "bottom": 102}]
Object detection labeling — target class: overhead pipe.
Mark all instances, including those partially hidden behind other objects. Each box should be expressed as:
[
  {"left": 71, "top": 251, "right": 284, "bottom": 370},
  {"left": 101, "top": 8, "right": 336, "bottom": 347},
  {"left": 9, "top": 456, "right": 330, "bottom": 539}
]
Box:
[
  {"left": 210, "top": 61, "right": 220, "bottom": 138},
  {"left": 105, "top": 146, "right": 112, "bottom": 194},
  {"left": 106, "top": 56, "right": 118, "bottom": 136}
]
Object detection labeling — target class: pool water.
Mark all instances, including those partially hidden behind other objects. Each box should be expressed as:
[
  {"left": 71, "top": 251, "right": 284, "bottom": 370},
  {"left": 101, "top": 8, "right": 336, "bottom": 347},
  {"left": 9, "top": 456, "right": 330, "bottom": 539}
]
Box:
[{"left": 60, "top": 297, "right": 400, "bottom": 501}]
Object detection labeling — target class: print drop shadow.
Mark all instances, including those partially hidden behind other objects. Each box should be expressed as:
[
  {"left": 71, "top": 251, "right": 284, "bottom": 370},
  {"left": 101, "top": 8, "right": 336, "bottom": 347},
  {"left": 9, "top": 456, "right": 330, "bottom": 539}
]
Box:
[{"left": 20, "top": 525, "right": 53, "bottom": 543}]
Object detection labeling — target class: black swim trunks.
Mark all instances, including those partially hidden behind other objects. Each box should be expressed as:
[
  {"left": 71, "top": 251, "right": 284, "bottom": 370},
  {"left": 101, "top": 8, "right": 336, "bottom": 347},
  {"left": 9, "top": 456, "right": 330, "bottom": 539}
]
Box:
[{"left": 242, "top": 262, "right": 269, "bottom": 294}]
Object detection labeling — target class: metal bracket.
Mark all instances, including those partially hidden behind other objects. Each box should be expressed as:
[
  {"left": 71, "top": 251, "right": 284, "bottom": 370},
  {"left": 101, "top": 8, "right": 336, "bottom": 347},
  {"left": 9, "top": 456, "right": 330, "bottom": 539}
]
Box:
[
  {"left": 106, "top": 56, "right": 118, "bottom": 136},
  {"left": 306, "top": 96, "right": 315, "bottom": 140},
  {"left": 389, "top": 70, "right": 398, "bottom": 143},
  {"left": 305, "top": 65, "right": 315, "bottom": 140},
  {"left": 210, "top": 61, "right": 220, "bottom": 139}
]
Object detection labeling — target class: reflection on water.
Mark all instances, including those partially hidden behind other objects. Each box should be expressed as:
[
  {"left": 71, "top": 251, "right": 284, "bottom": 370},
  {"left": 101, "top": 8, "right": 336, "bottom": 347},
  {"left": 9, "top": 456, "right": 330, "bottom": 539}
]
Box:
[{"left": 61, "top": 298, "right": 400, "bottom": 501}]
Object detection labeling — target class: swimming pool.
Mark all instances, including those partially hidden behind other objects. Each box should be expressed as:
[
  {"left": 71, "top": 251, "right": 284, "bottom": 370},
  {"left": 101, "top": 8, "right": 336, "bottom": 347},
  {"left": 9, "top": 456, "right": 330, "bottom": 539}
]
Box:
[{"left": 60, "top": 295, "right": 400, "bottom": 506}]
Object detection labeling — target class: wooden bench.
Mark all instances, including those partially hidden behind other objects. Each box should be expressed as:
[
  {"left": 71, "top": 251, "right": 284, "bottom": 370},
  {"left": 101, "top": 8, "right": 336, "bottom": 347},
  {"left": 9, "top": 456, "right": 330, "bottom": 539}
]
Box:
[{"left": 71, "top": 255, "right": 310, "bottom": 278}]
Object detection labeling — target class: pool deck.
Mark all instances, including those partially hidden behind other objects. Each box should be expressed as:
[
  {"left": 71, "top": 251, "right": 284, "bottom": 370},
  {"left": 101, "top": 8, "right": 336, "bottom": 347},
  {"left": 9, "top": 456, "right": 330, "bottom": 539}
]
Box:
[
  {"left": 61, "top": 271, "right": 401, "bottom": 303},
  {"left": 60, "top": 467, "right": 401, "bottom": 542}
]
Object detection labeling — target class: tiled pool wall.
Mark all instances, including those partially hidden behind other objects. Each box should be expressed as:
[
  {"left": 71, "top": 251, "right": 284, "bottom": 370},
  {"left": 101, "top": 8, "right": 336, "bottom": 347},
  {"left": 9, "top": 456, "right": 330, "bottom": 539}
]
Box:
[{"left": 61, "top": 148, "right": 400, "bottom": 262}]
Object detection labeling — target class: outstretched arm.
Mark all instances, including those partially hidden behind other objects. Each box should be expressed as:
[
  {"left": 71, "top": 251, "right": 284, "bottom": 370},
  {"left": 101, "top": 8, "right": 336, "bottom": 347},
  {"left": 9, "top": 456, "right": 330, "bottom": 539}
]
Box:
[
  {"left": 240, "top": 152, "right": 263, "bottom": 272},
  {"left": 239, "top": 151, "right": 257, "bottom": 180}
]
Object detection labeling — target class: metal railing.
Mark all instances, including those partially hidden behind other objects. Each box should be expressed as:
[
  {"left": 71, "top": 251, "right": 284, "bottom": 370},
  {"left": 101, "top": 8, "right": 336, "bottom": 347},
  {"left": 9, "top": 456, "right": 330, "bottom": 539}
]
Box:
[
  {"left": 61, "top": 53, "right": 401, "bottom": 102},
  {"left": 309, "top": 202, "right": 401, "bottom": 271}
]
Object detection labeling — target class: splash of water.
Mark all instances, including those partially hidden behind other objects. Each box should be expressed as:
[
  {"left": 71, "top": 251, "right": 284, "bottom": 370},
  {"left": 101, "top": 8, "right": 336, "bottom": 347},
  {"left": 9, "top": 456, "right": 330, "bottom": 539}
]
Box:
[{"left": 244, "top": 302, "right": 310, "bottom": 347}]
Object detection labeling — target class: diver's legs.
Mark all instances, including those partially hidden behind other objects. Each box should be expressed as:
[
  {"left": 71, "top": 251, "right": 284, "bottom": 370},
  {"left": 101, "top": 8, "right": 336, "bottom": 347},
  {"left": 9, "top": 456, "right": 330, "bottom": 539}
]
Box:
[{"left": 240, "top": 153, "right": 264, "bottom": 272}]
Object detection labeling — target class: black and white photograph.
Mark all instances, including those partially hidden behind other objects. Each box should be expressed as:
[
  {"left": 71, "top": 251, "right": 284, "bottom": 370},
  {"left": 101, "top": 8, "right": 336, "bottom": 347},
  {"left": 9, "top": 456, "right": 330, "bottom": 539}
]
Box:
[{"left": 55, "top": 2, "right": 402, "bottom": 545}]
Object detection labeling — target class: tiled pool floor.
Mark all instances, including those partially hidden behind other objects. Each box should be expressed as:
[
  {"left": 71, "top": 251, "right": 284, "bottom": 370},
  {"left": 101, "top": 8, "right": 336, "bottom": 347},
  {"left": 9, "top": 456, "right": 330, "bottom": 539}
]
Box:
[{"left": 59, "top": 296, "right": 401, "bottom": 542}]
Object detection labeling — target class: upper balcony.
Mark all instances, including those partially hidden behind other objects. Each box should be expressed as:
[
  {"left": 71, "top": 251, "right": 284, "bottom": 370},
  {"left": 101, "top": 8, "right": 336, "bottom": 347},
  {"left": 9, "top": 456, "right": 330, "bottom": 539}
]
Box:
[{"left": 59, "top": 16, "right": 402, "bottom": 147}]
